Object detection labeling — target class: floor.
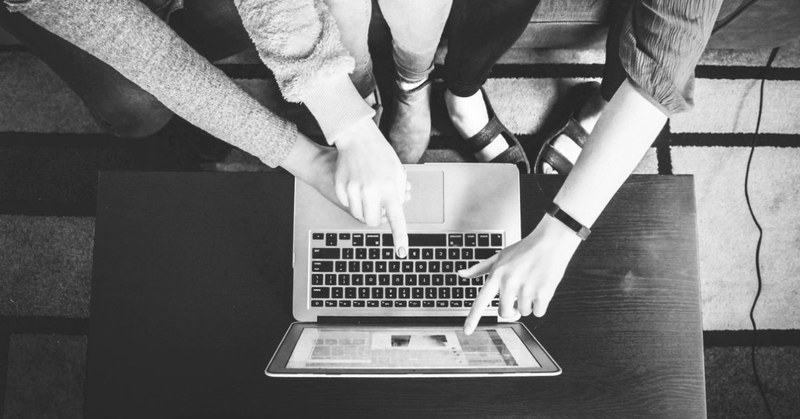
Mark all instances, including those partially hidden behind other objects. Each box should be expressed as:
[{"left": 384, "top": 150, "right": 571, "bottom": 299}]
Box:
[{"left": 1, "top": 17, "right": 800, "bottom": 419}]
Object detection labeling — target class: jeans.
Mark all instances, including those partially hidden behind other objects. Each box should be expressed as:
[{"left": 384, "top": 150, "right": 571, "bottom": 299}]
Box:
[{"left": 325, "top": 0, "right": 452, "bottom": 98}]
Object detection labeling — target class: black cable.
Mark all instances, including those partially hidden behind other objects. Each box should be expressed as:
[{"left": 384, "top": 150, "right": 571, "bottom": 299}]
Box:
[{"left": 744, "top": 46, "right": 779, "bottom": 419}]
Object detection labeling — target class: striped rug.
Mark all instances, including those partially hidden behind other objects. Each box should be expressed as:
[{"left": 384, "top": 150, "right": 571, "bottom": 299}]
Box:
[{"left": 1, "top": 27, "right": 799, "bottom": 418}]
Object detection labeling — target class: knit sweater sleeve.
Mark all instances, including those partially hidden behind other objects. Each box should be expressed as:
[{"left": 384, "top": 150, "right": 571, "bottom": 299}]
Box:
[
  {"left": 7, "top": 0, "right": 297, "bottom": 168},
  {"left": 235, "top": 0, "right": 374, "bottom": 144}
]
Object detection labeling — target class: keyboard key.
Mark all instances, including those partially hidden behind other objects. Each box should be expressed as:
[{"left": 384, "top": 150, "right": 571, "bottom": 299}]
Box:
[
  {"left": 491, "top": 300, "right": 500, "bottom": 307},
  {"left": 448, "top": 249, "right": 460, "bottom": 260},
  {"left": 386, "top": 288, "right": 397, "bottom": 299},
  {"left": 471, "top": 277, "right": 483, "bottom": 286},
  {"left": 379, "top": 275, "right": 390, "bottom": 286},
  {"left": 353, "top": 301, "right": 365, "bottom": 307},
  {"left": 436, "top": 301, "right": 449, "bottom": 308},
  {"left": 445, "top": 275, "right": 457, "bottom": 286},
  {"left": 338, "top": 274, "right": 350, "bottom": 285},
  {"left": 325, "top": 274, "right": 336, "bottom": 285},
  {"left": 369, "top": 248, "right": 381, "bottom": 260},
  {"left": 465, "top": 234, "right": 477, "bottom": 247},
  {"left": 311, "top": 287, "right": 329, "bottom": 299},
  {"left": 348, "top": 261, "right": 360, "bottom": 273},
  {"left": 375, "top": 261, "right": 387, "bottom": 272},
  {"left": 332, "top": 287, "right": 343, "bottom": 299},
  {"left": 312, "top": 248, "right": 340, "bottom": 259},
  {"left": 451, "top": 300, "right": 463, "bottom": 307},
  {"left": 343, "top": 248, "right": 354, "bottom": 259},
  {"left": 491, "top": 234, "right": 503, "bottom": 247},
  {"left": 312, "top": 261, "right": 333, "bottom": 272},
  {"left": 442, "top": 261, "right": 454, "bottom": 272},
  {"left": 462, "top": 249, "right": 474, "bottom": 259},
  {"left": 409, "top": 301, "right": 421, "bottom": 308},
  {"left": 325, "top": 300, "right": 337, "bottom": 307},
  {"left": 311, "top": 274, "right": 323, "bottom": 285},
  {"left": 425, "top": 288, "right": 436, "bottom": 299},
  {"left": 362, "top": 261, "right": 374, "bottom": 272},
  {"left": 409, "top": 248, "right": 421, "bottom": 259},
  {"left": 356, "top": 248, "right": 367, "bottom": 259},
  {"left": 415, "top": 261, "right": 427, "bottom": 272},
  {"left": 419, "top": 275, "right": 431, "bottom": 286},
  {"left": 423, "top": 301, "right": 435, "bottom": 307},
  {"left": 438, "top": 288, "right": 450, "bottom": 299},
  {"left": 389, "top": 261, "right": 401, "bottom": 272},
  {"left": 335, "top": 261, "right": 347, "bottom": 272},
  {"left": 432, "top": 275, "right": 444, "bottom": 286},
  {"left": 325, "top": 233, "right": 337, "bottom": 246},
  {"left": 365, "top": 274, "right": 377, "bottom": 286},
  {"left": 371, "top": 288, "right": 384, "bottom": 299},
  {"left": 358, "top": 287, "right": 369, "bottom": 299},
  {"left": 448, "top": 234, "right": 463, "bottom": 247},
  {"left": 408, "top": 234, "right": 447, "bottom": 247},
  {"left": 312, "top": 232, "right": 324, "bottom": 240},
  {"left": 395, "top": 301, "right": 407, "bottom": 307},
  {"left": 458, "top": 276, "right": 470, "bottom": 286},
  {"left": 339, "top": 300, "right": 352, "bottom": 307},
  {"left": 475, "top": 248, "right": 501, "bottom": 260},
  {"left": 392, "top": 275, "right": 404, "bottom": 286},
  {"left": 468, "top": 261, "right": 479, "bottom": 268},
  {"left": 455, "top": 261, "right": 467, "bottom": 271},
  {"left": 405, "top": 274, "right": 417, "bottom": 286},
  {"left": 478, "top": 234, "right": 490, "bottom": 247},
  {"left": 367, "top": 300, "right": 379, "bottom": 307},
  {"left": 382, "top": 248, "right": 394, "bottom": 259},
  {"left": 435, "top": 248, "right": 447, "bottom": 260},
  {"left": 412, "top": 288, "right": 423, "bottom": 299},
  {"left": 453, "top": 288, "right": 464, "bottom": 299},
  {"left": 465, "top": 300, "right": 473, "bottom": 307},
  {"left": 366, "top": 234, "right": 381, "bottom": 246},
  {"left": 422, "top": 248, "right": 434, "bottom": 260},
  {"left": 429, "top": 262, "right": 441, "bottom": 273},
  {"left": 311, "top": 300, "right": 323, "bottom": 307},
  {"left": 466, "top": 288, "right": 477, "bottom": 299},
  {"left": 339, "top": 233, "right": 350, "bottom": 240},
  {"left": 382, "top": 234, "right": 394, "bottom": 247},
  {"left": 352, "top": 234, "right": 364, "bottom": 246},
  {"left": 402, "top": 261, "right": 414, "bottom": 272},
  {"left": 381, "top": 301, "right": 393, "bottom": 307},
  {"left": 345, "top": 287, "right": 356, "bottom": 298},
  {"left": 352, "top": 274, "right": 364, "bottom": 285},
  {"left": 399, "top": 288, "right": 410, "bottom": 299}
]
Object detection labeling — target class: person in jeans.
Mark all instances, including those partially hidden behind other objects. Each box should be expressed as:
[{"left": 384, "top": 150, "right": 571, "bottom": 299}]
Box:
[
  {"left": 460, "top": 0, "right": 725, "bottom": 333},
  {"left": 2, "top": 0, "right": 411, "bottom": 256}
]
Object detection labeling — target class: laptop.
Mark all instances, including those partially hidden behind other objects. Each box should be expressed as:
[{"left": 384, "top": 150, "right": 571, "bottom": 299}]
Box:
[{"left": 266, "top": 163, "right": 560, "bottom": 377}]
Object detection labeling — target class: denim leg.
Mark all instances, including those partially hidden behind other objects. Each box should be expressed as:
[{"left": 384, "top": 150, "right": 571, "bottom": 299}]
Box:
[
  {"left": 378, "top": 0, "right": 452, "bottom": 84},
  {"left": 324, "top": 0, "right": 375, "bottom": 98}
]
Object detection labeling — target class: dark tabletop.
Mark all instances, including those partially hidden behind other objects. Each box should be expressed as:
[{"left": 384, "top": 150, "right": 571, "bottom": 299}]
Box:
[{"left": 89, "top": 172, "right": 704, "bottom": 418}]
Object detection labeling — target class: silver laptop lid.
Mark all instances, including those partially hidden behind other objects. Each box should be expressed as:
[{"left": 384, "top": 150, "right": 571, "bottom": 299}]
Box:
[{"left": 292, "top": 163, "right": 521, "bottom": 321}]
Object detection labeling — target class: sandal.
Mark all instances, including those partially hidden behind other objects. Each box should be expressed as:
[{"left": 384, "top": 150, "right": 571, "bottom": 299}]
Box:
[
  {"left": 534, "top": 81, "right": 600, "bottom": 174},
  {"left": 460, "top": 87, "right": 531, "bottom": 174}
]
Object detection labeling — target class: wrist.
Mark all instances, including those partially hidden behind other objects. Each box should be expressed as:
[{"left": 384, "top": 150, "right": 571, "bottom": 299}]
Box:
[{"left": 531, "top": 213, "right": 583, "bottom": 250}]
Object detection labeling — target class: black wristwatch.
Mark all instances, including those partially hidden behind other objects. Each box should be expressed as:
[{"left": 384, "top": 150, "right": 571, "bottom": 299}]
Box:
[{"left": 546, "top": 202, "right": 591, "bottom": 241}]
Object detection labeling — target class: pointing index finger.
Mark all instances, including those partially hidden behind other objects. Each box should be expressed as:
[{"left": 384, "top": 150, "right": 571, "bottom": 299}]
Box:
[
  {"left": 384, "top": 201, "right": 408, "bottom": 259},
  {"left": 464, "top": 274, "right": 500, "bottom": 335}
]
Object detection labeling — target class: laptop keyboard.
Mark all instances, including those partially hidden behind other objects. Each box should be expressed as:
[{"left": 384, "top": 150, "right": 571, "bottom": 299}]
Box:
[{"left": 309, "top": 232, "right": 502, "bottom": 309}]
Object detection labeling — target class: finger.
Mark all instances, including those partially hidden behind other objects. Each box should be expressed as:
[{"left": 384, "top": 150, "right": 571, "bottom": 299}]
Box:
[
  {"left": 335, "top": 180, "right": 349, "bottom": 208},
  {"left": 464, "top": 274, "right": 500, "bottom": 335},
  {"left": 517, "top": 289, "right": 534, "bottom": 317},
  {"left": 533, "top": 295, "right": 552, "bottom": 318},
  {"left": 458, "top": 254, "right": 497, "bottom": 278},
  {"left": 346, "top": 186, "right": 364, "bottom": 222},
  {"left": 405, "top": 190, "right": 411, "bottom": 202},
  {"left": 498, "top": 280, "right": 519, "bottom": 319},
  {"left": 385, "top": 202, "right": 408, "bottom": 259},
  {"left": 362, "top": 193, "right": 382, "bottom": 227}
]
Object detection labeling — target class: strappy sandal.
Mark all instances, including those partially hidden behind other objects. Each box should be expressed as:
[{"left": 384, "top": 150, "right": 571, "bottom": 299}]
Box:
[
  {"left": 461, "top": 87, "right": 531, "bottom": 174},
  {"left": 534, "top": 81, "right": 600, "bottom": 174}
]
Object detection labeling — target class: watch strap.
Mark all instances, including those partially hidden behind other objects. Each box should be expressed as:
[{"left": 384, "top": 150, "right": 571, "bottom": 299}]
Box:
[{"left": 546, "top": 202, "right": 591, "bottom": 241}]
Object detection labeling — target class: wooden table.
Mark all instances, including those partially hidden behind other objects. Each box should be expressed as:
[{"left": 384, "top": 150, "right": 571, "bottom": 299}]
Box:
[{"left": 89, "top": 172, "right": 705, "bottom": 418}]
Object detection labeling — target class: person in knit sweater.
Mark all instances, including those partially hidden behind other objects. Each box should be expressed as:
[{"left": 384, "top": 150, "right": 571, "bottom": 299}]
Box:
[{"left": 3, "top": 0, "right": 411, "bottom": 256}]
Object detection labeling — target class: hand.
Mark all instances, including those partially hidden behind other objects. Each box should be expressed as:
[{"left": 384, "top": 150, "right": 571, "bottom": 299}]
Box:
[
  {"left": 461, "top": 214, "right": 582, "bottom": 334},
  {"left": 333, "top": 119, "right": 410, "bottom": 257}
]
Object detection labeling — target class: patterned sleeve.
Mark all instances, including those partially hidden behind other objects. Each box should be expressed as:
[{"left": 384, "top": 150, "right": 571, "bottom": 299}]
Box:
[{"left": 617, "top": 0, "right": 724, "bottom": 115}]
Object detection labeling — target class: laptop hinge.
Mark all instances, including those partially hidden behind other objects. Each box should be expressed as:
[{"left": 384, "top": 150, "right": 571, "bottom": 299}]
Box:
[{"left": 317, "top": 316, "right": 499, "bottom": 326}]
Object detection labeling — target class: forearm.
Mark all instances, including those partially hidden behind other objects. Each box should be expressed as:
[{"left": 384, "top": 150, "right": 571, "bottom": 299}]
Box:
[
  {"left": 13, "top": 0, "right": 296, "bottom": 167},
  {"left": 554, "top": 79, "right": 667, "bottom": 228},
  {"left": 235, "top": 0, "right": 373, "bottom": 144}
]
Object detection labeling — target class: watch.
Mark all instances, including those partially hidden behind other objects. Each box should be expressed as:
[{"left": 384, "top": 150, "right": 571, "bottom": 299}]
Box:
[{"left": 546, "top": 202, "right": 591, "bottom": 241}]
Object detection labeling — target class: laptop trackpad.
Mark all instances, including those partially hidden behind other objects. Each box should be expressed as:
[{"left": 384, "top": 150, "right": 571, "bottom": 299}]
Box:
[{"left": 405, "top": 170, "right": 444, "bottom": 224}]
